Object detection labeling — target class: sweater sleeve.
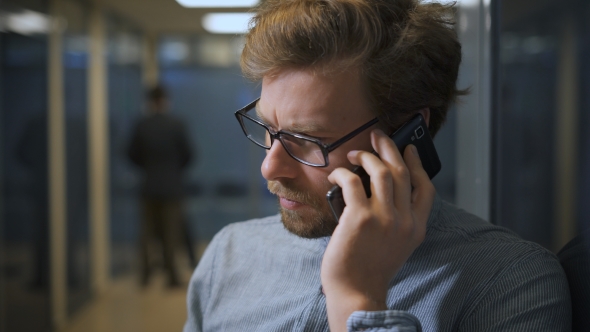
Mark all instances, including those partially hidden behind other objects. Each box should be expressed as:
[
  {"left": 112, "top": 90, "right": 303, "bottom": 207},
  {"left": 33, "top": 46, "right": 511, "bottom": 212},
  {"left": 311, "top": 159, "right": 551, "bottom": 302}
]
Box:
[
  {"left": 347, "top": 310, "right": 422, "bottom": 332},
  {"left": 183, "top": 228, "right": 227, "bottom": 332}
]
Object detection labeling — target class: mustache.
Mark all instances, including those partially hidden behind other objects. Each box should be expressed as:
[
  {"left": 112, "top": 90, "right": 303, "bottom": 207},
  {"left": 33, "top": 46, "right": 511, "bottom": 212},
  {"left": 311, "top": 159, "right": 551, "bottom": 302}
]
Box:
[{"left": 267, "top": 181, "right": 321, "bottom": 208}]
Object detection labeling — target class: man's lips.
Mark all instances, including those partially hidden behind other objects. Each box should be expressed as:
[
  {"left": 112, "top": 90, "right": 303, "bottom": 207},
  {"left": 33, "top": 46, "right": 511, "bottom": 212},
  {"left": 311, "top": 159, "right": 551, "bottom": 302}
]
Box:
[{"left": 279, "top": 196, "right": 306, "bottom": 210}]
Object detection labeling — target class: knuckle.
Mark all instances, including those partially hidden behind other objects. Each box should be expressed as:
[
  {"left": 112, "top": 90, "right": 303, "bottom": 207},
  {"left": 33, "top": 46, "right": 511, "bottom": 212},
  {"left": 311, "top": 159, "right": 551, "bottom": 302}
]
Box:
[
  {"left": 392, "top": 165, "right": 410, "bottom": 181},
  {"left": 336, "top": 170, "right": 361, "bottom": 187},
  {"left": 332, "top": 167, "right": 348, "bottom": 177},
  {"left": 396, "top": 220, "right": 414, "bottom": 236},
  {"left": 345, "top": 173, "right": 363, "bottom": 187},
  {"left": 382, "top": 217, "right": 396, "bottom": 230},
  {"left": 374, "top": 167, "right": 392, "bottom": 183},
  {"left": 356, "top": 210, "right": 374, "bottom": 227},
  {"left": 380, "top": 211, "right": 397, "bottom": 230}
]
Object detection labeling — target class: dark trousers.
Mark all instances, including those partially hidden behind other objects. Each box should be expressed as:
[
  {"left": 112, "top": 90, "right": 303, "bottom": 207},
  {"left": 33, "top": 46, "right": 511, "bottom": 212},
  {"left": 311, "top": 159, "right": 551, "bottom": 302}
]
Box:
[{"left": 140, "top": 198, "right": 182, "bottom": 285}]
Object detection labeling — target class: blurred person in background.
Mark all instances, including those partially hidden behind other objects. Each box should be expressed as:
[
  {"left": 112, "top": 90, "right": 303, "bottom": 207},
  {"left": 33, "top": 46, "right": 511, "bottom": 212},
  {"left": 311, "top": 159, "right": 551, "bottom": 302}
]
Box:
[
  {"left": 184, "top": 0, "right": 570, "bottom": 331},
  {"left": 128, "top": 85, "right": 193, "bottom": 288}
]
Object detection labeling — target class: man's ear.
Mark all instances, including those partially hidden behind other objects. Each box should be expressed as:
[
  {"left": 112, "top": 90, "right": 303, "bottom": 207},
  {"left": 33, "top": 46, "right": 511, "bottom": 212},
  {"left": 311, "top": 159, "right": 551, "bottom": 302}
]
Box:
[{"left": 417, "top": 108, "right": 430, "bottom": 127}]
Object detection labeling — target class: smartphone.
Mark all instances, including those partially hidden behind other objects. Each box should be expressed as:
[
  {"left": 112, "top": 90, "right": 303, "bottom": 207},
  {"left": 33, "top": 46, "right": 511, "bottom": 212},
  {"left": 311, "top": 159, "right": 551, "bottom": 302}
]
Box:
[{"left": 326, "top": 113, "right": 441, "bottom": 222}]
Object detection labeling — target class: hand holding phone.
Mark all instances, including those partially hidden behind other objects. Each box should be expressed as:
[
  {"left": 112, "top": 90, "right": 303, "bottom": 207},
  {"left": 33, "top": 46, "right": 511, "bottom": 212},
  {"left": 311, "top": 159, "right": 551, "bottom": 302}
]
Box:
[
  {"left": 326, "top": 114, "right": 440, "bottom": 221},
  {"left": 321, "top": 122, "right": 437, "bottom": 331}
]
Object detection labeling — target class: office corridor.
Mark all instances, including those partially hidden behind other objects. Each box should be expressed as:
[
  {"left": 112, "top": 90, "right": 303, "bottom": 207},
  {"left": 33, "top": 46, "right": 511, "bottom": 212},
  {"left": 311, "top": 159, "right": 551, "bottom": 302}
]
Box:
[{"left": 2, "top": 0, "right": 590, "bottom": 330}]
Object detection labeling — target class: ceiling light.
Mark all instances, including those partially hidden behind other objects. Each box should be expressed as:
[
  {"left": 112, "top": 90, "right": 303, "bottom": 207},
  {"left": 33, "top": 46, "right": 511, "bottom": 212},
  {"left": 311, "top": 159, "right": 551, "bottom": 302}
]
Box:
[
  {"left": 202, "top": 13, "right": 254, "bottom": 34},
  {"left": 176, "top": 0, "right": 258, "bottom": 8},
  {"left": 4, "top": 10, "right": 51, "bottom": 35}
]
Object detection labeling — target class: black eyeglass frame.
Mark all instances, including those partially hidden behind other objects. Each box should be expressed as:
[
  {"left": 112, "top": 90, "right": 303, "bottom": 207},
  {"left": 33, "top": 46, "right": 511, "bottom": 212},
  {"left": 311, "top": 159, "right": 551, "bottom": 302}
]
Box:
[{"left": 235, "top": 98, "right": 379, "bottom": 167}]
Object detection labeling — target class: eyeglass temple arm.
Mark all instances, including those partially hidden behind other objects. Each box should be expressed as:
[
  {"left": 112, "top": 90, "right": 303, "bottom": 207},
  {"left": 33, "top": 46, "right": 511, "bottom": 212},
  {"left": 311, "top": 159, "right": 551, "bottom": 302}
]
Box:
[
  {"left": 236, "top": 98, "right": 260, "bottom": 114},
  {"left": 325, "top": 118, "right": 379, "bottom": 152}
]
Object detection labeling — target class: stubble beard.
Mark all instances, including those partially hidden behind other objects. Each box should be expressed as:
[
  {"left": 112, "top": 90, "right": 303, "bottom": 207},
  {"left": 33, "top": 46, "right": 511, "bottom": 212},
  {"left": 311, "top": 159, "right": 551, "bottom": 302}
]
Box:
[{"left": 267, "top": 180, "right": 337, "bottom": 238}]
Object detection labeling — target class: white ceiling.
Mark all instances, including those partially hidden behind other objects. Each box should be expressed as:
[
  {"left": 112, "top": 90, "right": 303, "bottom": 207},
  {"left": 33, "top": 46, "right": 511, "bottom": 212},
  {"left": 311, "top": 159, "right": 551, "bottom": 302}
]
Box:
[{"left": 100, "top": 0, "right": 252, "bottom": 34}]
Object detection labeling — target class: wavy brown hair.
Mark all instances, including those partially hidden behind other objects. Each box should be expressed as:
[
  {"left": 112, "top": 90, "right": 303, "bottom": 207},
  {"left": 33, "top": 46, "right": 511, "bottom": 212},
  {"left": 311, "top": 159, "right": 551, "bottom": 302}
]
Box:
[{"left": 241, "top": 0, "right": 465, "bottom": 137}]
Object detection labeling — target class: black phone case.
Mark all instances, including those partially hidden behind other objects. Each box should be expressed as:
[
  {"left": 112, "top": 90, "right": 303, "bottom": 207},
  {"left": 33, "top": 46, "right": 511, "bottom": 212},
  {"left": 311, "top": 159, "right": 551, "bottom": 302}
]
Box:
[{"left": 326, "top": 114, "right": 441, "bottom": 221}]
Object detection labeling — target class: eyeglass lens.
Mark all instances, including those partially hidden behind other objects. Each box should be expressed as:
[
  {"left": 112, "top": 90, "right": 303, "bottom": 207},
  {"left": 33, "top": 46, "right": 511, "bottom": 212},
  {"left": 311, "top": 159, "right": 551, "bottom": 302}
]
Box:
[
  {"left": 240, "top": 111, "right": 326, "bottom": 166},
  {"left": 280, "top": 134, "right": 325, "bottom": 165},
  {"left": 241, "top": 115, "right": 271, "bottom": 148}
]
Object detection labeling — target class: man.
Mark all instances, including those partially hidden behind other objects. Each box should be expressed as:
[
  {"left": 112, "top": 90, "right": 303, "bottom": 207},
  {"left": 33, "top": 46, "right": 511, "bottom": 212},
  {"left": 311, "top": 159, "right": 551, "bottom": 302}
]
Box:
[
  {"left": 128, "top": 86, "right": 193, "bottom": 287},
  {"left": 184, "top": 0, "right": 570, "bottom": 330}
]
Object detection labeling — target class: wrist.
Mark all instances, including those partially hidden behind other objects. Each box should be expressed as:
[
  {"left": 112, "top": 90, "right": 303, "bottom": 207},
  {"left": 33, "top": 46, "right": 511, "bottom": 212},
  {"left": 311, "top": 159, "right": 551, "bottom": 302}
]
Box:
[{"left": 324, "top": 288, "right": 388, "bottom": 312}]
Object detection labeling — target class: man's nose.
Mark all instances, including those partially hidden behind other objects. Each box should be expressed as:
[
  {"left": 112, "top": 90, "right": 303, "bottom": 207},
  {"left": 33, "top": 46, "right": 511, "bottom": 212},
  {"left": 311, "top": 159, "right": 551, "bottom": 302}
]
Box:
[{"left": 261, "top": 140, "right": 299, "bottom": 181}]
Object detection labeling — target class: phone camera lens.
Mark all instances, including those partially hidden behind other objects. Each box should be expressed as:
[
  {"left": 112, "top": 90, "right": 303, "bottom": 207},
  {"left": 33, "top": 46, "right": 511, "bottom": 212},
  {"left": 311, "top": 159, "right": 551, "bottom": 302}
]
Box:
[{"left": 415, "top": 126, "right": 425, "bottom": 139}]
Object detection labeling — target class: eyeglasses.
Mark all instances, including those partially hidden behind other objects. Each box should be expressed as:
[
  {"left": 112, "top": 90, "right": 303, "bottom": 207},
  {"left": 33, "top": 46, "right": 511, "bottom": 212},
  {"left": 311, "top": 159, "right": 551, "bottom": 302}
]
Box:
[{"left": 235, "top": 98, "right": 378, "bottom": 167}]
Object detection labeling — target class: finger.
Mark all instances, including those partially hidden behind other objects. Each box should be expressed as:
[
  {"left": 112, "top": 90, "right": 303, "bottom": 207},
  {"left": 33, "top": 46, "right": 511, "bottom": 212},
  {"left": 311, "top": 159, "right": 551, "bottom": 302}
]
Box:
[
  {"left": 346, "top": 150, "right": 394, "bottom": 207},
  {"left": 328, "top": 167, "right": 370, "bottom": 210},
  {"left": 403, "top": 145, "right": 435, "bottom": 222},
  {"left": 370, "top": 129, "right": 412, "bottom": 213}
]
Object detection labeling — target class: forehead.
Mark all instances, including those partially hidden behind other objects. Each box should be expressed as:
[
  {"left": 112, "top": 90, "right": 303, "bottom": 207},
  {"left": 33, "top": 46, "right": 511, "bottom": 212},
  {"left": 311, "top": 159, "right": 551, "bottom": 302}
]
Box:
[{"left": 258, "top": 68, "right": 373, "bottom": 135}]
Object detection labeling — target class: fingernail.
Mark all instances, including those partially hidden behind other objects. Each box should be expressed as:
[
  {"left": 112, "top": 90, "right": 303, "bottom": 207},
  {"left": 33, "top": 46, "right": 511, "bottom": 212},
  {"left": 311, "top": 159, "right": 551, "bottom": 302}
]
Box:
[
  {"left": 410, "top": 144, "right": 419, "bottom": 157},
  {"left": 347, "top": 150, "right": 360, "bottom": 158}
]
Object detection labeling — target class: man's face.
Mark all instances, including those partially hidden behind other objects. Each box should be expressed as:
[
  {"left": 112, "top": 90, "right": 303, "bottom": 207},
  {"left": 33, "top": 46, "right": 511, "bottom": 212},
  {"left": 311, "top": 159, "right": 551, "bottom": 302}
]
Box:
[{"left": 258, "top": 68, "right": 375, "bottom": 238}]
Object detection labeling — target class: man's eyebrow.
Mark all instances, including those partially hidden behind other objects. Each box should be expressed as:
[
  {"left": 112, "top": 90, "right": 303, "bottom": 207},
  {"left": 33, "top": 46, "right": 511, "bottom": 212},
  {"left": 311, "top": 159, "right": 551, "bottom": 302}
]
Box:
[{"left": 255, "top": 104, "right": 332, "bottom": 135}]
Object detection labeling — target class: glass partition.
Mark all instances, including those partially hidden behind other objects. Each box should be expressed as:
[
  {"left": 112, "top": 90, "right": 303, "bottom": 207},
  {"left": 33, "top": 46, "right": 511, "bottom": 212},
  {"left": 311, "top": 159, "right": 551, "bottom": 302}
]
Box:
[
  {"left": 494, "top": 0, "right": 589, "bottom": 249},
  {"left": 0, "top": 1, "right": 52, "bottom": 330}
]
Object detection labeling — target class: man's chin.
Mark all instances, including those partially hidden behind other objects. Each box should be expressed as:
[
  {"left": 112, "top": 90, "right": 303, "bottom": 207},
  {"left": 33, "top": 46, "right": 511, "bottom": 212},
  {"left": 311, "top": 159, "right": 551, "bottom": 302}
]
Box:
[{"left": 279, "top": 206, "right": 336, "bottom": 239}]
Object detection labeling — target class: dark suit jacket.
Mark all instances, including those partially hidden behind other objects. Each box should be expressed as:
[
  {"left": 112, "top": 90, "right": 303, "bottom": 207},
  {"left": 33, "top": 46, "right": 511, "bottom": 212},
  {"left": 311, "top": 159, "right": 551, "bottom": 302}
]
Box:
[{"left": 128, "top": 113, "right": 193, "bottom": 199}]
